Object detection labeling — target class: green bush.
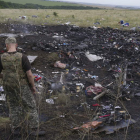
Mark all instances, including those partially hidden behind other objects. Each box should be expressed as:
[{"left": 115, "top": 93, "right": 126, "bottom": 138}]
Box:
[{"left": 53, "top": 12, "right": 58, "bottom": 17}]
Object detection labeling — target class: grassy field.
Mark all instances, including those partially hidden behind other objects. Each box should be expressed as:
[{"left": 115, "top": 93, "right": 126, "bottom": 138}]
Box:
[
  {"left": 0, "top": 9, "right": 140, "bottom": 28},
  {"left": 1, "top": 0, "right": 80, "bottom": 6}
]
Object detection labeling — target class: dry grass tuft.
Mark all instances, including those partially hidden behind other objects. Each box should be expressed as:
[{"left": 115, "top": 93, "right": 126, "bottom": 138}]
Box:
[
  {"left": 0, "top": 117, "right": 10, "bottom": 129},
  {"left": 56, "top": 93, "right": 71, "bottom": 105}
]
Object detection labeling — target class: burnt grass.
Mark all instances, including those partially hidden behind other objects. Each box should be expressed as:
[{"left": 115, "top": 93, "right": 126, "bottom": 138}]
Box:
[{"left": 0, "top": 23, "right": 140, "bottom": 140}]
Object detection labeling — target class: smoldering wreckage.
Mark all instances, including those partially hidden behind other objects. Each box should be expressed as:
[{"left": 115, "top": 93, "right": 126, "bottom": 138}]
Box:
[{"left": 0, "top": 22, "right": 140, "bottom": 140}]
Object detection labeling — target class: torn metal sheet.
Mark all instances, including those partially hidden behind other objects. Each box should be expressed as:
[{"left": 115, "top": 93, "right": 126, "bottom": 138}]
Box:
[
  {"left": 94, "top": 119, "right": 136, "bottom": 134},
  {"left": 0, "top": 33, "right": 18, "bottom": 37},
  {"left": 135, "top": 93, "right": 140, "bottom": 97},
  {"left": 27, "top": 56, "right": 38, "bottom": 64}
]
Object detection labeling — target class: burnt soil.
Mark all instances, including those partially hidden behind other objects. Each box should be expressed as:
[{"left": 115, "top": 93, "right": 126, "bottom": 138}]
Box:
[{"left": 0, "top": 23, "right": 140, "bottom": 140}]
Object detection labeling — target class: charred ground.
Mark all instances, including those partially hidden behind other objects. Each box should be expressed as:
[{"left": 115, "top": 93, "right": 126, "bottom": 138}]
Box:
[{"left": 0, "top": 23, "right": 140, "bottom": 140}]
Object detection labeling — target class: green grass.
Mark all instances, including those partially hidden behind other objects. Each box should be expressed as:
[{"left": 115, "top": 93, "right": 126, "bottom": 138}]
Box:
[
  {"left": 0, "top": 117, "right": 10, "bottom": 124},
  {"left": 2, "top": 0, "right": 80, "bottom": 6},
  {"left": 0, "top": 9, "right": 140, "bottom": 29}
]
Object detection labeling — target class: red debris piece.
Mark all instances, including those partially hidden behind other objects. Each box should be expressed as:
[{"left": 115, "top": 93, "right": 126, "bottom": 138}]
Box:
[
  {"left": 99, "top": 114, "right": 111, "bottom": 118},
  {"left": 35, "top": 77, "right": 42, "bottom": 82},
  {"left": 92, "top": 104, "right": 101, "bottom": 107}
]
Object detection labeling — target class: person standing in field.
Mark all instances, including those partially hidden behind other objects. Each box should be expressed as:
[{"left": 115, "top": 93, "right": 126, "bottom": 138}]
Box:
[{"left": 0, "top": 37, "right": 45, "bottom": 136}]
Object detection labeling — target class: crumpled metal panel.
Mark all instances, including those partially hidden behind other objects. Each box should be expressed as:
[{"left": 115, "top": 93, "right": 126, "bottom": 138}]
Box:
[{"left": 94, "top": 119, "right": 136, "bottom": 134}]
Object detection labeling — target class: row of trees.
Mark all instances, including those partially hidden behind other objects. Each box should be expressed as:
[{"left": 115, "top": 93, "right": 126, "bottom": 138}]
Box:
[{"left": 0, "top": 0, "right": 101, "bottom": 10}]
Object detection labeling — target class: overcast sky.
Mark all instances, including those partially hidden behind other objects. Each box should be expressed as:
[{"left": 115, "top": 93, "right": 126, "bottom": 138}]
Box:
[{"left": 58, "top": 0, "right": 140, "bottom": 6}]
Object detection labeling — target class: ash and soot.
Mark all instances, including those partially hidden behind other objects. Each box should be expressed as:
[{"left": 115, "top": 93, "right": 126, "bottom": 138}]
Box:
[{"left": 0, "top": 22, "right": 140, "bottom": 140}]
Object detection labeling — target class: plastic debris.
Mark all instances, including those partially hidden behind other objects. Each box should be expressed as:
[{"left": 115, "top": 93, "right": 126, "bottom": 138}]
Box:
[
  {"left": 46, "top": 99, "right": 54, "bottom": 104},
  {"left": 85, "top": 51, "right": 103, "bottom": 62},
  {"left": 27, "top": 56, "right": 38, "bottom": 64}
]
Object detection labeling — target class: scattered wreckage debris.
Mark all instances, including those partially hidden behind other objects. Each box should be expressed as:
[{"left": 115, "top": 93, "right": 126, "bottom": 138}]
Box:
[
  {"left": 73, "top": 121, "right": 103, "bottom": 131},
  {"left": 73, "top": 119, "right": 136, "bottom": 134},
  {"left": 19, "top": 16, "right": 27, "bottom": 20},
  {"left": 119, "top": 20, "right": 129, "bottom": 27},
  {"left": 94, "top": 119, "right": 136, "bottom": 134},
  {"left": 0, "top": 23, "right": 140, "bottom": 139}
]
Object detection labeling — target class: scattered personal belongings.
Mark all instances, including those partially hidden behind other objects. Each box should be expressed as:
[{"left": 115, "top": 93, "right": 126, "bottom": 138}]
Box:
[
  {"left": 122, "top": 23, "right": 129, "bottom": 27},
  {"left": 54, "top": 61, "right": 68, "bottom": 69},
  {"left": 85, "top": 86, "right": 104, "bottom": 96},
  {"left": 33, "top": 74, "right": 42, "bottom": 82},
  {"left": 119, "top": 20, "right": 124, "bottom": 25},
  {"left": 118, "top": 20, "right": 129, "bottom": 27},
  {"left": 0, "top": 23, "right": 139, "bottom": 139}
]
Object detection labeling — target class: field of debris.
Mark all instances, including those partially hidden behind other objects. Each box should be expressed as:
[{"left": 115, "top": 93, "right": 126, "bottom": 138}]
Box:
[{"left": 1, "top": 23, "right": 140, "bottom": 140}]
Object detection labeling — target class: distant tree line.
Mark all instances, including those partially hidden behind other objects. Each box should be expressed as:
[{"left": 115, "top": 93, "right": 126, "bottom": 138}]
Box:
[{"left": 0, "top": 0, "right": 102, "bottom": 10}]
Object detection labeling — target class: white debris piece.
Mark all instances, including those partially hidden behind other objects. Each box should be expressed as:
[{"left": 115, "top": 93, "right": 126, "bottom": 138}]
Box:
[
  {"left": 85, "top": 51, "right": 103, "bottom": 62},
  {"left": 52, "top": 35, "right": 64, "bottom": 41},
  {"left": 76, "top": 83, "right": 84, "bottom": 88},
  {"left": 27, "top": 56, "right": 38, "bottom": 64},
  {"left": 0, "top": 33, "right": 17, "bottom": 37},
  {"left": 60, "top": 72, "right": 64, "bottom": 84},
  {"left": 92, "top": 26, "right": 98, "bottom": 30},
  {"left": 46, "top": 99, "right": 54, "bottom": 104},
  {"left": 0, "top": 94, "right": 6, "bottom": 101},
  {"left": 65, "top": 22, "right": 71, "bottom": 25},
  {"left": 95, "top": 83, "right": 102, "bottom": 87},
  {"left": 73, "top": 25, "right": 79, "bottom": 28}
]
